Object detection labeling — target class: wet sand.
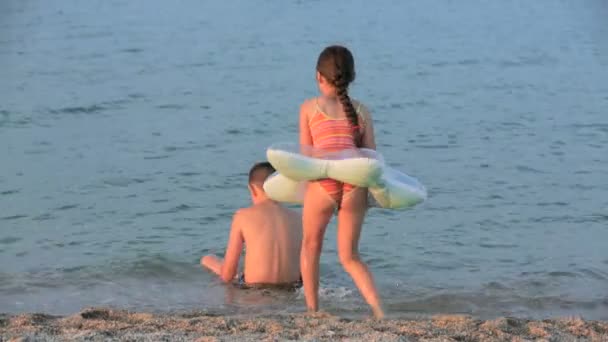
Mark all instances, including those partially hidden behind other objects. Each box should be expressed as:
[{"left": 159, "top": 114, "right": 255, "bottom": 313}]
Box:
[{"left": 1, "top": 308, "right": 607, "bottom": 341}]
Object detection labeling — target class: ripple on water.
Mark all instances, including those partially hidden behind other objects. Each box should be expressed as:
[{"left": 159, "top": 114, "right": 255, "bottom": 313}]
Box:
[
  {"left": 547, "top": 271, "right": 578, "bottom": 278},
  {"left": 151, "top": 226, "right": 172, "bottom": 231},
  {"left": 1, "top": 113, "right": 33, "bottom": 128},
  {"left": 32, "top": 213, "right": 54, "bottom": 221},
  {"left": 176, "top": 172, "right": 202, "bottom": 177},
  {"left": 572, "top": 122, "right": 608, "bottom": 134},
  {"left": 1, "top": 215, "right": 28, "bottom": 221},
  {"left": 0, "top": 110, "right": 8, "bottom": 125},
  {"left": 515, "top": 165, "right": 546, "bottom": 174},
  {"left": 127, "top": 236, "right": 164, "bottom": 246},
  {"left": 536, "top": 201, "right": 568, "bottom": 207},
  {"left": 497, "top": 258, "right": 515, "bottom": 264},
  {"left": 53, "top": 204, "right": 79, "bottom": 211},
  {"left": 156, "top": 104, "right": 185, "bottom": 110},
  {"left": 578, "top": 268, "right": 608, "bottom": 281},
  {"left": 225, "top": 128, "right": 243, "bottom": 135},
  {"left": 102, "top": 177, "right": 151, "bottom": 187},
  {"left": 48, "top": 97, "right": 134, "bottom": 115},
  {"left": 24, "top": 146, "right": 54, "bottom": 155},
  {"left": 143, "top": 155, "right": 170, "bottom": 160},
  {"left": 163, "top": 144, "right": 203, "bottom": 153},
  {"left": 49, "top": 104, "right": 107, "bottom": 115},
  {"left": 121, "top": 48, "right": 144, "bottom": 54},
  {"left": 0, "top": 237, "right": 22, "bottom": 245},
  {"left": 498, "top": 54, "right": 558, "bottom": 68},
  {"left": 478, "top": 242, "right": 519, "bottom": 249},
  {"left": 133, "top": 204, "right": 197, "bottom": 218},
  {"left": 484, "top": 281, "right": 509, "bottom": 290},
  {"left": 128, "top": 93, "right": 146, "bottom": 100}
]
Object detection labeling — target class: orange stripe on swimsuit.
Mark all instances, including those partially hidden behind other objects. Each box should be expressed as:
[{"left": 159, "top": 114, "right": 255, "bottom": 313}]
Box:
[{"left": 309, "top": 100, "right": 364, "bottom": 205}]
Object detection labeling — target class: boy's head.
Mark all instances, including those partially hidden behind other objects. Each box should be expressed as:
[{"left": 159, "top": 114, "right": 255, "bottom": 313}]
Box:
[{"left": 247, "top": 162, "right": 275, "bottom": 202}]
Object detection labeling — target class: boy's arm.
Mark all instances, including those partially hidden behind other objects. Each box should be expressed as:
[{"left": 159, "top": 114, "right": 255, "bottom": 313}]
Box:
[
  {"left": 200, "top": 255, "right": 223, "bottom": 275},
  {"left": 219, "top": 211, "right": 244, "bottom": 282},
  {"left": 200, "top": 211, "right": 244, "bottom": 282}
]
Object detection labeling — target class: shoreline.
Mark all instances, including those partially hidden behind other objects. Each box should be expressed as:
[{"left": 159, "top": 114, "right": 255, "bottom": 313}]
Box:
[{"left": 2, "top": 307, "right": 607, "bottom": 341}]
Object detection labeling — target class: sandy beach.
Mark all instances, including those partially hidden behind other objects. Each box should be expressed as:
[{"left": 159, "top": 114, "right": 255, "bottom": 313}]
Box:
[{"left": 2, "top": 307, "right": 607, "bottom": 341}]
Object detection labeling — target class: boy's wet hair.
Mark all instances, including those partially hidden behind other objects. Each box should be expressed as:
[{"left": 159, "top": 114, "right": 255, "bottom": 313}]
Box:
[
  {"left": 248, "top": 162, "right": 276, "bottom": 186},
  {"left": 316, "top": 45, "right": 360, "bottom": 146}
]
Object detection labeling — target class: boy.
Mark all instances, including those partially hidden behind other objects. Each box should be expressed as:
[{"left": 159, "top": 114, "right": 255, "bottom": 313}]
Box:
[{"left": 201, "top": 162, "right": 302, "bottom": 286}]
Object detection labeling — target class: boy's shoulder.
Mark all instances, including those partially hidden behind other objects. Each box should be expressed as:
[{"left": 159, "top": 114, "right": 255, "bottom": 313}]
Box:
[
  {"left": 233, "top": 207, "right": 252, "bottom": 220},
  {"left": 235, "top": 203, "right": 271, "bottom": 218}
]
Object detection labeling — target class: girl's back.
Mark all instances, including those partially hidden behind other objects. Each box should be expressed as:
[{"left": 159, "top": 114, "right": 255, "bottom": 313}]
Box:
[{"left": 300, "top": 97, "right": 374, "bottom": 151}]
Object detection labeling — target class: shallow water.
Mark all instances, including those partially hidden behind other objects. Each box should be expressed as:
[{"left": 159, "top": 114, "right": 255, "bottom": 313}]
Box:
[{"left": 1, "top": 0, "right": 607, "bottom": 319}]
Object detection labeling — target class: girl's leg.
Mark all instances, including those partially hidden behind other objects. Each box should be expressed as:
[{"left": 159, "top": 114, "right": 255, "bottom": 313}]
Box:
[
  {"left": 337, "top": 187, "right": 384, "bottom": 318},
  {"left": 301, "top": 182, "right": 336, "bottom": 312}
]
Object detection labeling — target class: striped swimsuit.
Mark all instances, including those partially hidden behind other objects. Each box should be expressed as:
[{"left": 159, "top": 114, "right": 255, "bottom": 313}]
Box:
[{"left": 309, "top": 99, "right": 365, "bottom": 205}]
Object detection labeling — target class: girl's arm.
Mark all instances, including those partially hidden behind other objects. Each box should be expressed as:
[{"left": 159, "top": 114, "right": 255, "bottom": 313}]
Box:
[
  {"left": 360, "top": 104, "right": 377, "bottom": 150},
  {"left": 299, "top": 100, "right": 313, "bottom": 155},
  {"left": 299, "top": 101, "right": 313, "bottom": 146}
]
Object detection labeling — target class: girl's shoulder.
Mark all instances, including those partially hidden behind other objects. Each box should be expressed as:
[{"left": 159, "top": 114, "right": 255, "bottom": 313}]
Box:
[
  {"left": 299, "top": 97, "right": 319, "bottom": 120},
  {"left": 300, "top": 97, "right": 318, "bottom": 109}
]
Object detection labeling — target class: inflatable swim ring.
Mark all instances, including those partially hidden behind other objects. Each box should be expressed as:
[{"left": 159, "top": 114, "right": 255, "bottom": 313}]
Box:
[{"left": 263, "top": 143, "right": 427, "bottom": 209}]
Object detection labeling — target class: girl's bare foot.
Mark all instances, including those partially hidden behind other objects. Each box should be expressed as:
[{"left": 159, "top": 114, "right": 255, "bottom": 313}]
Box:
[{"left": 372, "top": 306, "right": 385, "bottom": 320}]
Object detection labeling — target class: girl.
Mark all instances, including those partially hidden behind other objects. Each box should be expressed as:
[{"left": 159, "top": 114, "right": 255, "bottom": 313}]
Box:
[{"left": 299, "top": 45, "right": 384, "bottom": 318}]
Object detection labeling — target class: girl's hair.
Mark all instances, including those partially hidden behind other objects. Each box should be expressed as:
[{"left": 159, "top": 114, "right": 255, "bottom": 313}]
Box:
[{"left": 316, "top": 45, "right": 361, "bottom": 145}]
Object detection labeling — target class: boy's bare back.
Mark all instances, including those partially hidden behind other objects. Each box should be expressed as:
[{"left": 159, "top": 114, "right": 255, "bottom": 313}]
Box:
[{"left": 237, "top": 201, "right": 302, "bottom": 284}]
